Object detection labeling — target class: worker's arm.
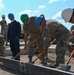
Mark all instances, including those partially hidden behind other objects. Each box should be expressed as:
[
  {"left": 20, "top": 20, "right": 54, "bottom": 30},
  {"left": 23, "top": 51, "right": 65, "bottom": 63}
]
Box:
[
  {"left": 40, "top": 20, "right": 46, "bottom": 34},
  {"left": 23, "top": 32, "right": 28, "bottom": 46},
  {"left": 23, "top": 24, "right": 28, "bottom": 46}
]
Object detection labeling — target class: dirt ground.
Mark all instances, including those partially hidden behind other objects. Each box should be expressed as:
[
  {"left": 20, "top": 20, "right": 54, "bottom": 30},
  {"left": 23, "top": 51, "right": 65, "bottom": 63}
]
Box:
[{"left": 0, "top": 52, "right": 74, "bottom": 75}]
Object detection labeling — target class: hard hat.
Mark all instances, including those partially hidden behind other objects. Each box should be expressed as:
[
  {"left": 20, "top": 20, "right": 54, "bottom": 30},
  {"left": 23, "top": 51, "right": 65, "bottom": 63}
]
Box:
[
  {"left": 35, "top": 16, "right": 43, "bottom": 26},
  {"left": 2, "top": 15, "right": 5, "bottom": 18},
  {"left": 61, "top": 8, "right": 73, "bottom": 22},
  {"left": 8, "top": 13, "right": 14, "bottom": 19},
  {"left": 20, "top": 14, "right": 29, "bottom": 24}
]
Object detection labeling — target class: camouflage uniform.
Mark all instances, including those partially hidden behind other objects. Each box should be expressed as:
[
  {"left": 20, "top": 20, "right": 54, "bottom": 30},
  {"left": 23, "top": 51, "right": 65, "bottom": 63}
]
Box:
[
  {"left": 0, "top": 35, "right": 5, "bottom": 56},
  {"left": 0, "top": 20, "right": 7, "bottom": 40},
  {"left": 67, "top": 25, "right": 74, "bottom": 56},
  {"left": 23, "top": 17, "right": 44, "bottom": 62},
  {"left": 43, "top": 19, "right": 71, "bottom": 66},
  {"left": 68, "top": 36, "right": 74, "bottom": 53}
]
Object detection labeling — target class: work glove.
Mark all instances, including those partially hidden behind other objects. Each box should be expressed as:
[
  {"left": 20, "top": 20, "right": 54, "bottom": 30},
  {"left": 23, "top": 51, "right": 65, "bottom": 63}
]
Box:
[{"left": 69, "top": 42, "right": 73, "bottom": 49}]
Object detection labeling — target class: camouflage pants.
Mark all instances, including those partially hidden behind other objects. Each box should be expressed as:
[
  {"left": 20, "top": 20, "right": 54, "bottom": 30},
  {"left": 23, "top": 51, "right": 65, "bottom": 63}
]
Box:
[
  {"left": 0, "top": 35, "right": 5, "bottom": 56},
  {"left": 43, "top": 33, "right": 70, "bottom": 65},
  {"left": 67, "top": 36, "right": 74, "bottom": 57},
  {"left": 1, "top": 29, "right": 7, "bottom": 39},
  {"left": 28, "top": 34, "right": 44, "bottom": 61},
  {"left": 0, "top": 46, "right": 5, "bottom": 56}
]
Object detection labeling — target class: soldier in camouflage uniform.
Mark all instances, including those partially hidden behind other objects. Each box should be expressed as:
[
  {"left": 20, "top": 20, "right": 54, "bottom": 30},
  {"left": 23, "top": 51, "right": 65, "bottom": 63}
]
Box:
[
  {"left": 0, "top": 15, "right": 7, "bottom": 45},
  {"left": 67, "top": 25, "right": 74, "bottom": 57},
  {"left": 35, "top": 14, "right": 49, "bottom": 60},
  {"left": 0, "top": 35, "right": 5, "bottom": 56},
  {"left": 43, "top": 19, "right": 71, "bottom": 68},
  {"left": 61, "top": 8, "right": 74, "bottom": 58},
  {"left": 20, "top": 14, "right": 45, "bottom": 63}
]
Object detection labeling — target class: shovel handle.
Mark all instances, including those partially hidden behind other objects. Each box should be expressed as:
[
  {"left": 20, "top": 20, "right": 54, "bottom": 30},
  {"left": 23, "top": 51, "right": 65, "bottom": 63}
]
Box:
[
  {"left": 14, "top": 35, "right": 40, "bottom": 58},
  {"left": 66, "top": 50, "right": 74, "bottom": 65},
  {"left": 32, "top": 39, "right": 56, "bottom": 63}
]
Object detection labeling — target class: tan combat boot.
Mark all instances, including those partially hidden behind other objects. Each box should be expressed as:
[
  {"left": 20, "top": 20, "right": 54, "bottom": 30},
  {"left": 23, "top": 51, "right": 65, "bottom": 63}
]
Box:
[{"left": 50, "top": 63, "right": 59, "bottom": 68}]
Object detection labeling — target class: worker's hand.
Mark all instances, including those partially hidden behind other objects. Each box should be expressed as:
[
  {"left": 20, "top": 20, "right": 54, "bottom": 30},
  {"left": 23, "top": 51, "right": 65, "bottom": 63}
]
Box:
[
  {"left": 69, "top": 42, "right": 73, "bottom": 48},
  {"left": 69, "top": 42, "right": 72, "bottom": 45}
]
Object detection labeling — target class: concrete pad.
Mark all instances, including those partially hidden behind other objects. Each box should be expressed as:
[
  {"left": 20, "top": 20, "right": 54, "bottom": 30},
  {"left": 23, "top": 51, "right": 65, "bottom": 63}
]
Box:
[{"left": 0, "top": 53, "right": 74, "bottom": 75}]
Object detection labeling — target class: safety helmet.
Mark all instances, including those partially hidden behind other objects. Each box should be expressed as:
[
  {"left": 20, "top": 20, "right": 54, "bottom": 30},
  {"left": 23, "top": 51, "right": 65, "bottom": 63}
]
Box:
[
  {"left": 8, "top": 13, "right": 14, "bottom": 19},
  {"left": 20, "top": 14, "right": 29, "bottom": 24},
  {"left": 35, "top": 16, "right": 43, "bottom": 26},
  {"left": 61, "top": 8, "right": 73, "bottom": 22},
  {"left": 2, "top": 15, "right": 5, "bottom": 18}
]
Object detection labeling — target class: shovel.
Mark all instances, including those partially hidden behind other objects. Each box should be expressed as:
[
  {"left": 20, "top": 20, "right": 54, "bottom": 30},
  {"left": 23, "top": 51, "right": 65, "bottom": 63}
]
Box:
[
  {"left": 12, "top": 35, "right": 40, "bottom": 59},
  {"left": 58, "top": 49, "right": 74, "bottom": 71},
  {"left": 32, "top": 39, "right": 56, "bottom": 63}
]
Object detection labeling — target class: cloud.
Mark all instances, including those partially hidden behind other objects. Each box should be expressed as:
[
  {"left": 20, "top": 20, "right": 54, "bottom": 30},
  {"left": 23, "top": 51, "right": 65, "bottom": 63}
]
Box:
[
  {"left": 19, "top": 5, "right": 46, "bottom": 17},
  {"left": 52, "top": 11, "right": 62, "bottom": 20},
  {"left": 0, "top": 0, "right": 4, "bottom": 11},
  {"left": 19, "top": 10, "right": 32, "bottom": 15},
  {"left": 48, "top": 0, "right": 67, "bottom": 3},
  {"left": 48, "top": 0, "right": 60, "bottom": 3},
  {"left": 52, "top": 11, "right": 72, "bottom": 30},
  {"left": 38, "top": 5, "right": 46, "bottom": 9},
  {"left": 33, "top": 10, "right": 40, "bottom": 13},
  {"left": 19, "top": 9, "right": 40, "bottom": 17}
]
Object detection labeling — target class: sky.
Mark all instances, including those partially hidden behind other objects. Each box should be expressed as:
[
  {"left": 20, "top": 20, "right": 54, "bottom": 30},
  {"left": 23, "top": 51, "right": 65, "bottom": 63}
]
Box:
[{"left": 0, "top": 0, "right": 74, "bottom": 32}]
